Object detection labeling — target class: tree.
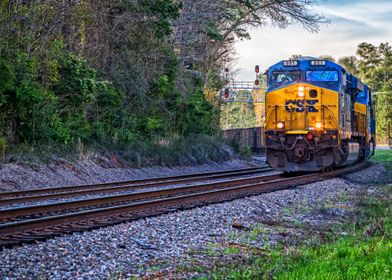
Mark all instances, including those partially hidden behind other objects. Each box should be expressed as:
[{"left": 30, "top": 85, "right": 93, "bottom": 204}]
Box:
[
  {"left": 0, "top": 0, "right": 329, "bottom": 151},
  {"left": 318, "top": 55, "right": 335, "bottom": 62},
  {"left": 338, "top": 56, "right": 358, "bottom": 74},
  {"left": 174, "top": 0, "right": 327, "bottom": 83},
  {"left": 290, "top": 54, "right": 304, "bottom": 59},
  {"left": 356, "top": 42, "right": 382, "bottom": 80},
  {"left": 356, "top": 42, "right": 392, "bottom": 142}
]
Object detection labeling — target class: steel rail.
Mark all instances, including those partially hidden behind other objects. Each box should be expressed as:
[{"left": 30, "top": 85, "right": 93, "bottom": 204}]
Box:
[
  {"left": 0, "top": 162, "right": 369, "bottom": 248},
  {"left": 0, "top": 166, "right": 270, "bottom": 200},
  {"left": 0, "top": 167, "right": 273, "bottom": 205},
  {"left": 0, "top": 173, "right": 283, "bottom": 223}
]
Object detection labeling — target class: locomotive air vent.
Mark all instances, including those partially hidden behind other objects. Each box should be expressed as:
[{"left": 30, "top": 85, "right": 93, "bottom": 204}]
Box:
[{"left": 309, "top": 89, "right": 318, "bottom": 98}]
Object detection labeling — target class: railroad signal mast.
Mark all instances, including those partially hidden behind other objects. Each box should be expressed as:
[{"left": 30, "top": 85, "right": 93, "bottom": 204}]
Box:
[
  {"left": 220, "top": 65, "right": 267, "bottom": 129},
  {"left": 221, "top": 65, "right": 266, "bottom": 103}
]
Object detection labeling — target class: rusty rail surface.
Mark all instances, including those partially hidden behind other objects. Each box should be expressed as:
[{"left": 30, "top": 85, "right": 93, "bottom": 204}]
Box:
[
  {"left": 0, "top": 166, "right": 272, "bottom": 205},
  {"left": 0, "top": 173, "right": 282, "bottom": 223},
  {"left": 0, "top": 162, "right": 369, "bottom": 248}
]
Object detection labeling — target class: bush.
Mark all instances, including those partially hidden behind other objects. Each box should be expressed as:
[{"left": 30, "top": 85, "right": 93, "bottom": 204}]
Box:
[{"left": 0, "top": 136, "right": 6, "bottom": 161}]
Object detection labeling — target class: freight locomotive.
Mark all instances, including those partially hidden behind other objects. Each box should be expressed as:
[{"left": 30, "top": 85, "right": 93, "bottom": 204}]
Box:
[{"left": 264, "top": 57, "right": 376, "bottom": 171}]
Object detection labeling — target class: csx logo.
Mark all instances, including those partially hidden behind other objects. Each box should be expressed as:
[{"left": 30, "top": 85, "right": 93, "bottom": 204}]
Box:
[{"left": 285, "top": 100, "right": 319, "bottom": 112}]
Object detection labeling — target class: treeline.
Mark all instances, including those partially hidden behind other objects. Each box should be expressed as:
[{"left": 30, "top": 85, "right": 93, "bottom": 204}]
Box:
[
  {"left": 316, "top": 42, "right": 392, "bottom": 142},
  {"left": 0, "top": 0, "right": 216, "bottom": 148},
  {"left": 0, "top": 1, "right": 324, "bottom": 156}
]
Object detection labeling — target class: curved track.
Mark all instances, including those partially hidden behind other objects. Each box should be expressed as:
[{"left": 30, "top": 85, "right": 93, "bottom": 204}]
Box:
[
  {"left": 0, "top": 163, "right": 369, "bottom": 248},
  {"left": 0, "top": 166, "right": 271, "bottom": 205}
]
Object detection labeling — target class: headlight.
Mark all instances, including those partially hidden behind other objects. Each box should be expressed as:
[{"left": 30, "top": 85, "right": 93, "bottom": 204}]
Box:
[
  {"left": 315, "top": 122, "right": 323, "bottom": 129},
  {"left": 277, "top": 122, "right": 285, "bottom": 129},
  {"left": 298, "top": 86, "right": 305, "bottom": 97}
]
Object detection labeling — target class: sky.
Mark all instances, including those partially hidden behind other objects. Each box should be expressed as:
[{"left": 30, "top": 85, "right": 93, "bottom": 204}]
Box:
[{"left": 234, "top": 0, "right": 392, "bottom": 80}]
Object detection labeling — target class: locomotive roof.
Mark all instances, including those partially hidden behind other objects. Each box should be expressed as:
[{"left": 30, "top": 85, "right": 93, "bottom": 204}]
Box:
[
  {"left": 266, "top": 57, "right": 371, "bottom": 105},
  {"left": 267, "top": 57, "right": 342, "bottom": 72}
]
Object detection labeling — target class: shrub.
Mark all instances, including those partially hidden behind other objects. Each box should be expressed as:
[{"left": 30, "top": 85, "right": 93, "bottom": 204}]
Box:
[{"left": 0, "top": 136, "right": 6, "bottom": 161}]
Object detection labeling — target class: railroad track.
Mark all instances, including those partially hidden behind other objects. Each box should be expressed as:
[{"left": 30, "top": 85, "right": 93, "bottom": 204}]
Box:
[
  {"left": 0, "top": 166, "right": 272, "bottom": 205},
  {"left": 0, "top": 163, "right": 369, "bottom": 248},
  {"left": 0, "top": 172, "right": 282, "bottom": 224}
]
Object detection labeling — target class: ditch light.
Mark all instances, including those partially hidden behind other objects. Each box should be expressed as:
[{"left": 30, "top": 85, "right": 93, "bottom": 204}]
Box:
[{"left": 277, "top": 122, "right": 285, "bottom": 129}]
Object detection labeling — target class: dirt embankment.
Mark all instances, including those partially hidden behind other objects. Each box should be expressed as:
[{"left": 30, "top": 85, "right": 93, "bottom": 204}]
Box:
[{"left": 0, "top": 154, "right": 258, "bottom": 192}]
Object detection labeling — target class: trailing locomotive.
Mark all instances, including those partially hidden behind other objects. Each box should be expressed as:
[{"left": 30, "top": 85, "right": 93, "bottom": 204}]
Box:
[{"left": 264, "top": 57, "right": 376, "bottom": 171}]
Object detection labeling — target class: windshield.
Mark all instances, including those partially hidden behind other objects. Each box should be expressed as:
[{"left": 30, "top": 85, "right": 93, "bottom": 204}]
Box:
[
  {"left": 306, "top": 71, "right": 338, "bottom": 82},
  {"left": 269, "top": 71, "right": 301, "bottom": 88}
]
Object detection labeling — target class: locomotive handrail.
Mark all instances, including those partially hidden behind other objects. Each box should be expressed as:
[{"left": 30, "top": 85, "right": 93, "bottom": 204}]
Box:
[
  {"left": 322, "top": 105, "right": 339, "bottom": 127},
  {"left": 265, "top": 105, "right": 278, "bottom": 128},
  {"left": 305, "top": 105, "right": 309, "bottom": 130}
]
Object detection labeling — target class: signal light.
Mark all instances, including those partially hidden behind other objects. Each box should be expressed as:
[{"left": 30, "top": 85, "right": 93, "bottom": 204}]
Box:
[
  {"left": 255, "top": 79, "right": 260, "bottom": 86},
  {"left": 255, "top": 65, "right": 260, "bottom": 73},
  {"left": 224, "top": 88, "right": 229, "bottom": 98}
]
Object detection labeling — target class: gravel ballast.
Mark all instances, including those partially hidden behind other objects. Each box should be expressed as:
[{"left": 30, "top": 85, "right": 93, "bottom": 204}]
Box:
[
  {"left": 0, "top": 157, "right": 258, "bottom": 192},
  {"left": 0, "top": 163, "right": 387, "bottom": 279}
]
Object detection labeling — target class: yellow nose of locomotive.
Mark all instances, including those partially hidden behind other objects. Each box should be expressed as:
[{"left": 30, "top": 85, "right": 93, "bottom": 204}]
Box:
[{"left": 265, "top": 83, "right": 338, "bottom": 133}]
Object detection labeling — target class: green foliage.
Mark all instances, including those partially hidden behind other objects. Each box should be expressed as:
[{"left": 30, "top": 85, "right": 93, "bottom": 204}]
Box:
[
  {"left": 206, "top": 22, "right": 224, "bottom": 41},
  {"left": 356, "top": 42, "right": 392, "bottom": 142},
  {"left": 0, "top": 0, "right": 221, "bottom": 161},
  {"left": 238, "top": 143, "right": 251, "bottom": 158},
  {"left": 372, "top": 150, "right": 392, "bottom": 163},
  {"left": 273, "top": 238, "right": 391, "bottom": 279},
  {"left": 0, "top": 136, "right": 6, "bottom": 161},
  {"left": 0, "top": 48, "right": 126, "bottom": 145},
  {"left": 338, "top": 56, "right": 358, "bottom": 75},
  {"left": 53, "top": 53, "right": 96, "bottom": 108},
  {"left": 220, "top": 91, "right": 258, "bottom": 129},
  {"left": 272, "top": 186, "right": 392, "bottom": 280},
  {"left": 179, "top": 78, "right": 217, "bottom": 136},
  {"left": 0, "top": 58, "right": 15, "bottom": 105},
  {"left": 114, "top": 134, "right": 230, "bottom": 167},
  {"left": 139, "top": 0, "right": 182, "bottom": 38},
  {"left": 205, "top": 179, "right": 392, "bottom": 280},
  {"left": 0, "top": 0, "right": 328, "bottom": 161},
  {"left": 318, "top": 55, "right": 335, "bottom": 62}
]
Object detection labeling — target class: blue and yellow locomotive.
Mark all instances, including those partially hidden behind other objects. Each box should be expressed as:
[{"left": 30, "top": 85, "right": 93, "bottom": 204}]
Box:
[{"left": 264, "top": 57, "right": 376, "bottom": 171}]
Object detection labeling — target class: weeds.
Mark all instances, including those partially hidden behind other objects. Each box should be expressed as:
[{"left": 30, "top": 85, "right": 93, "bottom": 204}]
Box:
[
  {"left": 201, "top": 150, "right": 392, "bottom": 279},
  {"left": 0, "top": 136, "right": 6, "bottom": 162},
  {"left": 1, "top": 134, "right": 234, "bottom": 167}
]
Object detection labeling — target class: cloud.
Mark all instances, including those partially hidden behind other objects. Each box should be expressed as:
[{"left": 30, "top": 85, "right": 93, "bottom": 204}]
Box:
[
  {"left": 234, "top": 0, "right": 392, "bottom": 80},
  {"left": 321, "top": 14, "right": 386, "bottom": 39}
]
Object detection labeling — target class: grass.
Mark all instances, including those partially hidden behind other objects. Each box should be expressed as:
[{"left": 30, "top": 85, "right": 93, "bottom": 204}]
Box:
[
  {"left": 371, "top": 149, "right": 392, "bottom": 162},
  {"left": 272, "top": 188, "right": 391, "bottom": 280},
  {"left": 199, "top": 150, "right": 392, "bottom": 280},
  {"left": 223, "top": 247, "right": 241, "bottom": 255}
]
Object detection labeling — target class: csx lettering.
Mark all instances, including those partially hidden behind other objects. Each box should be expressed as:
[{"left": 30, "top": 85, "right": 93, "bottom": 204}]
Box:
[{"left": 285, "top": 100, "right": 319, "bottom": 112}]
